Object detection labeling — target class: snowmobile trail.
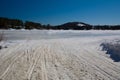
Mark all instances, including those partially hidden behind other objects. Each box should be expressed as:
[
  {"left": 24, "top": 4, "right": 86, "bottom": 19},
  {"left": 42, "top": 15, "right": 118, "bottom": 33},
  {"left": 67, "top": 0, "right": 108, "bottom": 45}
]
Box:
[{"left": 0, "top": 38, "right": 120, "bottom": 80}]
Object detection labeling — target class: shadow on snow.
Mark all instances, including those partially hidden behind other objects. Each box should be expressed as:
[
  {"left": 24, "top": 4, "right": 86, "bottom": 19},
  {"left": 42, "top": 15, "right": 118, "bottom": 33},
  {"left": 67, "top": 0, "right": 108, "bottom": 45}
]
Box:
[{"left": 100, "top": 42, "right": 120, "bottom": 62}]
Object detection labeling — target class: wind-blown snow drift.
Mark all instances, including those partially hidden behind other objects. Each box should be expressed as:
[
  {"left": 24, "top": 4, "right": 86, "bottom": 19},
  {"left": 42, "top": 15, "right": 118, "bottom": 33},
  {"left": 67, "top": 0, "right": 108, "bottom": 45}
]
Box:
[{"left": 101, "top": 40, "right": 120, "bottom": 62}]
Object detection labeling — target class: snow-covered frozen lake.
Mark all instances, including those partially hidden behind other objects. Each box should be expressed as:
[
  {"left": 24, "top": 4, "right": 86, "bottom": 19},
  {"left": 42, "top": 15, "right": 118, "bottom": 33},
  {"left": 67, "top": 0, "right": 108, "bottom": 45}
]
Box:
[
  {"left": 1, "top": 30, "right": 120, "bottom": 40},
  {"left": 0, "top": 30, "right": 120, "bottom": 80}
]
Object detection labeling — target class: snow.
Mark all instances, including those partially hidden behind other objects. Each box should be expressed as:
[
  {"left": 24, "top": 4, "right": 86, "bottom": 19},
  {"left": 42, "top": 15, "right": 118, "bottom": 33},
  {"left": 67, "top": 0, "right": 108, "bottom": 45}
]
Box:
[
  {"left": 101, "top": 39, "right": 120, "bottom": 62},
  {"left": 77, "top": 23, "right": 85, "bottom": 26},
  {"left": 1, "top": 30, "right": 120, "bottom": 40},
  {"left": 0, "top": 30, "right": 120, "bottom": 80}
]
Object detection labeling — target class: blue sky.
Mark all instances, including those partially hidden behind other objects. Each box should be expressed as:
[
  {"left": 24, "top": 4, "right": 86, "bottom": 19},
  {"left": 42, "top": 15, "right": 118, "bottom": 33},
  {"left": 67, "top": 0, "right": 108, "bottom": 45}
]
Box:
[{"left": 0, "top": 0, "right": 120, "bottom": 25}]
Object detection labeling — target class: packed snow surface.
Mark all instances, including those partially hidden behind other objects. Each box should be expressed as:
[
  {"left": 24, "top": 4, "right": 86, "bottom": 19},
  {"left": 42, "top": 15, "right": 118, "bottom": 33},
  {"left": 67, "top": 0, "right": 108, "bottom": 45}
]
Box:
[{"left": 0, "top": 30, "right": 120, "bottom": 80}]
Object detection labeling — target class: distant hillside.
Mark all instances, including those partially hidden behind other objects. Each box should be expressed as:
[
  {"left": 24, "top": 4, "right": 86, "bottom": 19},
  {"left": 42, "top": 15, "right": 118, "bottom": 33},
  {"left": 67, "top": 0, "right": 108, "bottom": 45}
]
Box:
[
  {"left": 0, "top": 17, "right": 120, "bottom": 30},
  {"left": 55, "top": 22, "right": 92, "bottom": 30}
]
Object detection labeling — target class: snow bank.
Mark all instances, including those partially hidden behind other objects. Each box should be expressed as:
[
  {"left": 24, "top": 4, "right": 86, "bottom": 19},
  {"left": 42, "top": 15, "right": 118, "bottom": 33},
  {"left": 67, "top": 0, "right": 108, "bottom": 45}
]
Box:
[{"left": 101, "top": 39, "right": 120, "bottom": 62}]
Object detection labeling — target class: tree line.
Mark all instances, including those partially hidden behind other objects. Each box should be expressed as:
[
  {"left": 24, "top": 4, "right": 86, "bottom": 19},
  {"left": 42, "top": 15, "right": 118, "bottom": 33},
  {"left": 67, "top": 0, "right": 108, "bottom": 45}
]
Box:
[
  {"left": 0, "top": 17, "right": 120, "bottom": 30},
  {"left": 0, "top": 17, "right": 43, "bottom": 29}
]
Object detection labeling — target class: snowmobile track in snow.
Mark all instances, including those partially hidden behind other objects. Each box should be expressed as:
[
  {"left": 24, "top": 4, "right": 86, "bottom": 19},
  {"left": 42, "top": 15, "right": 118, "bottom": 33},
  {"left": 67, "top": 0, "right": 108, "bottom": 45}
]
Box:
[{"left": 0, "top": 38, "right": 120, "bottom": 80}]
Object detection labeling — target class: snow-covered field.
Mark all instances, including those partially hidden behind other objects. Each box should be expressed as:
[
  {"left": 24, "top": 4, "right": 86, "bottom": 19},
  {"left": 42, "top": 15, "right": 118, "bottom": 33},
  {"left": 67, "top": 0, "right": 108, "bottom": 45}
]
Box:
[{"left": 0, "top": 30, "right": 120, "bottom": 80}]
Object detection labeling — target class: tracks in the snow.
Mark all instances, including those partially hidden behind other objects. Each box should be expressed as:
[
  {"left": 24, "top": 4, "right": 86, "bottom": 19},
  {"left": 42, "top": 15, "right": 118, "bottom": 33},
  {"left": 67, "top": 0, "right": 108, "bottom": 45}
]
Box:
[{"left": 0, "top": 39, "right": 120, "bottom": 80}]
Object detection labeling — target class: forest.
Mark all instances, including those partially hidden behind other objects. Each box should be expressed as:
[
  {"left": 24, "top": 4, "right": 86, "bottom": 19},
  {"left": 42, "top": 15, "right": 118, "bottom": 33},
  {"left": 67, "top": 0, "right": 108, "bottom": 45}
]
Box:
[{"left": 0, "top": 17, "right": 120, "bottom": 30}]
